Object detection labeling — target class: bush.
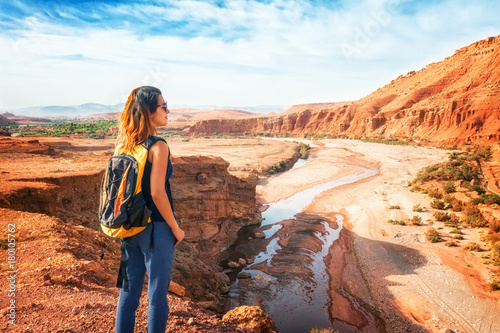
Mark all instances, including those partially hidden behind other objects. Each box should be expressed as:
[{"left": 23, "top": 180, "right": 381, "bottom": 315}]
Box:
[
  {"left": 299, "top": 143, "right": 311, "bottom": 159},
  {"left": 491, "top": 243, "right": 500, "bottom": 261},
  {"left": 433, "top": 211, "right": 452, "bottom": 222},
  {"left": 443, "top": 181, "right": 456, "bottom": 193},
  {"left": 443, "top": 195, "right": 463, "bottom": 211},
  {"left": 463, "top": 242, "right": 481, "bottom": 251},
  {"left": 460, "top": 164, "right": 476, "bottom": 181},
  {"left": 483, "top": 233, "right": 500, "bottom": 245},
  {"left": 427, "top": 189, "right": 443, "bottom": 199},
  {"left": 453, "top": 235, "right": 464, "bottom": 240},
  {"left": 430, "top": 199, "right": 446, "bottom": 210},
  {"left": 268, "top": 160, "right": 287, "bottom": 175},
  {"left": 412, "top": 204, "right": 424, "bottom": 212},
  {"left": 449, "top": 228, "right": 462, "bottom": 234},
  {"left": 409, "top": 186, "right": 421, "bottom": 192},
  {"left": 490, "top": 280, "right": 500, "bottom": 291},
  {"left": 471, "top": 194, "right": 500, "bottom": 206},
  {"left": 471, "top": 185, "right": 485, "bottom": 195},
  {"left": 389, "top": 205, "right": 401, "bottom": 210},
  {"left": 426, "top": 228, "right": 440, "bottom": 243},
  {"left": 445, "top": 241, "right": 458, "bottom": 247},
  {"left": 410, "top": 215, "right": 423, "bottom": 226},
  {"left": 464, "top": 206, "right": 488, "bottom": 227},
  {"left": 489, "top": 219, "right": 500, "bottom": 233},
  {"left": 182, "top": 138, "right": 190, "bottom": 142},
  {"left": 387, "top": 219, "right": 406, "bottom": 226}
]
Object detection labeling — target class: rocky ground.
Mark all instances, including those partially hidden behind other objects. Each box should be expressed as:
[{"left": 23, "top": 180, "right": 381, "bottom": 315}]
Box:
[
  {"left": 1, "top": 136, "right": 499, "bottom": 332},
  {"left": 0, "top": 136, "right": 294, "bottom": 333}
]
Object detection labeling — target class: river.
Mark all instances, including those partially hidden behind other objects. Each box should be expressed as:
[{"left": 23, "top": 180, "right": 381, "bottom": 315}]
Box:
[{"left": 224, "top": 156, "right": 378, "bottom": 332}]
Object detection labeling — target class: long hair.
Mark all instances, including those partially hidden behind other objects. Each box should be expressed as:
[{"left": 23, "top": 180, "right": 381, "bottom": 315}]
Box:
[{"left": 116, "top": 86, "right": 162, "bottom": 153}]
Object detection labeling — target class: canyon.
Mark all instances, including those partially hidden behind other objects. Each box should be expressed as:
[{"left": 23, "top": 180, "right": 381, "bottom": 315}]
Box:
[
  {"left": 0, "top": 136, "right": 297, "bottom": 332},
  {"left": 1, "top": 35, "right": 499, "bottom": 332}
]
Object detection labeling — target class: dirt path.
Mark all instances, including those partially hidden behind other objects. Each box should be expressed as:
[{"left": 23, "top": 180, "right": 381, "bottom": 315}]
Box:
[{"left": 260, "top": 139, "right": 500, "bottom": 332}]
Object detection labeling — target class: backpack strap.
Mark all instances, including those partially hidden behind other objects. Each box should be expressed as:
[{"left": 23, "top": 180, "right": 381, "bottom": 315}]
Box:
[{"left": 142, "top": 136, "right": 167, "bottom": 151}]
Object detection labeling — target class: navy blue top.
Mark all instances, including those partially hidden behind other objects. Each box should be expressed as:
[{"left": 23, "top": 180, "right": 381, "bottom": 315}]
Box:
[{"left": 142, "top": 147, "right": 175, "bottom": 222}]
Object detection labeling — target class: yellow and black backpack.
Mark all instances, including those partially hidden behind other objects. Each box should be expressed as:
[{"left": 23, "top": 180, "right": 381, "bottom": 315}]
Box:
[{"left": 99, "top": 136, "right": 165, "bottom": 240}]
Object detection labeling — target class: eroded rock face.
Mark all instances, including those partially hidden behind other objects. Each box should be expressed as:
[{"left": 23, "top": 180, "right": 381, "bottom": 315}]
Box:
[
  {"left": 0, "top": 141, "right": 260, "bottom": 311},
  {"left": 171, "top": 155, "right": 259, "bottom": 244},
  {"left": 169, "top": 155, "right": 260, "bottom": 309},
  {"left": 187, "top": 36, "right": 500, "bottom": 147},
  {"left": 222, "top": 305, "right": 279, "bottom": 333}
]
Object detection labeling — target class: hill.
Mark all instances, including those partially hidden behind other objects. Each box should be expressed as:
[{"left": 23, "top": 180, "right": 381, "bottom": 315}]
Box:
[{"left": 187, "top": 36, "right": 500, "bottom": 146}]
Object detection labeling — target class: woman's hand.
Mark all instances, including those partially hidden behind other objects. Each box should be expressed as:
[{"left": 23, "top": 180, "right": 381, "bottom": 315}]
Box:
[{"left": 172, "top": 227, "right": 185, "bottom": 246}]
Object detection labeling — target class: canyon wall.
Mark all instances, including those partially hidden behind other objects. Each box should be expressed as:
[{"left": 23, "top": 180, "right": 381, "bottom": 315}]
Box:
[
  {"left": 187, "top": 36, "right": 500, "bottom": 146},
  {"left": 0, "top": 142, "right": 260, "bottom": 309}
]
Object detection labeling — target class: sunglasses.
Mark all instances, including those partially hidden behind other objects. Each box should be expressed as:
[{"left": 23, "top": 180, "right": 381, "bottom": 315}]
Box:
[{"left": 157, "top": 103, "right": 168, "bottom": 111}]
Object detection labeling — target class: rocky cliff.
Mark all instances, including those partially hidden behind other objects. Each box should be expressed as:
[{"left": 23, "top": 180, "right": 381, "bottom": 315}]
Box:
[
  {"left": 0, "top": 138, "right": 260, "bottom": 310},
  {"left": 187, "top": 36, "right": 500, "bottom": 146}
]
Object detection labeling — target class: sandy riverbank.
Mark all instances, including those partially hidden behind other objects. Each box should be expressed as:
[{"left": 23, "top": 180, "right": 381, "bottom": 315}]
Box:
[{"left": 259, "top": 139, "right": 500, "bottom": 332}]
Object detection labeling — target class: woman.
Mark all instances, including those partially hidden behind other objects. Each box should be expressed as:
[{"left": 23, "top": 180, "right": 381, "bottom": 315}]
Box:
[{"left": 114, "top": 86, "right": 185, "bottom": 333}]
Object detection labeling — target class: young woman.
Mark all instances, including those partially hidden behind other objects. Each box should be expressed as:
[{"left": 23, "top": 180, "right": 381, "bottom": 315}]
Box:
[{"left": 114, "top": 86, "right": 185, "bottom": 333}]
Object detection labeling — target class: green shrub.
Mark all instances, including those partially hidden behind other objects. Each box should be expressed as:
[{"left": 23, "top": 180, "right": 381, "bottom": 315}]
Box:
[
  {"left": 268, "top": 160, "right": 287, "bottom": 175},
  {"left": 426, "top": 228, "right": 440, "bottom": 243},
  {"left": 490, "top": 280, "right": 500, "bottom": 291},
  {"left": 464, "top": 205, "right": 487, "bottom": 227},
  {"left": 443, "top": 181, "right": 456, "bottom": 193},
  {"left": 430, "top": 199, "right": 446, "bottom": 210},
  {"left": 468, "top": 146, "right": 492, "bottom": 162},
  {"left": 471, "top": 185, "right": 485, "bottom": 195},
  {"left": 387, "top": 219, "right": 406, "bottom": 226},
  {"left": 472, "top": 194, "right": 500, "bottom": 206},
  {"left": 181, "top": 138, "right": 190, "bottom": 142},
  {"left": 299, "top": 143, "right": 311, "bottom": 159},
  {"left": 427, "top": 189, "right": 443, "bottom": 199},
  {"left": 433, "top": 211, "right": 452, "bottom": 222},
  {"left": 460, "top": 164, "right": 476, "bottom": 181}
]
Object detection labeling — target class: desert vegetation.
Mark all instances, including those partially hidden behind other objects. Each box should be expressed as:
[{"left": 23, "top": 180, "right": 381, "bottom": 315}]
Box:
[
  {"left": 1, "top": 120, "right": 118, "bottom": 139},
  {"left": 408, "top": 146, "right": 500, "bottom": 289}
]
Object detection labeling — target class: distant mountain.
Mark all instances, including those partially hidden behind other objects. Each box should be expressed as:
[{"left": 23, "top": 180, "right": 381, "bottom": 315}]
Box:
[
  {"left": 187, "top": 36, "right": 500, "bottom": 146},
  {"left": 0, "top": 103, "right": 125, "bottom": 117},
  {"left": 1, "top": 103, "right": 287, "bottom": 118}
]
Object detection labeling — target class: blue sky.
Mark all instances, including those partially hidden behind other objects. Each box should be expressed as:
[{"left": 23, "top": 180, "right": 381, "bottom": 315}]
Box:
[{"left": 1, "top": 0, "right": 499, "bottom": 110}]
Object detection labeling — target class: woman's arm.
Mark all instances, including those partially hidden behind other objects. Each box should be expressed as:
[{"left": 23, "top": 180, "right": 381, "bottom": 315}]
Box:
[{"left": 149, "top": 140, "right": 185, "bottom": 246}]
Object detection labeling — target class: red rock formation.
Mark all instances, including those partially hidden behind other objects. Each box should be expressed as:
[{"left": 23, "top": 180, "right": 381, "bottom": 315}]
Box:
[
  {"left": 0, "top": 140, "right": 260, "bottom": 310},
  {"left": 187, "top": 36, "right": 500, "bottom": 146}
]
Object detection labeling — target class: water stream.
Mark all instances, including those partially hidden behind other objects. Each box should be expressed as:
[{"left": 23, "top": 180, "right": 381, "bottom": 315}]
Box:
[{"left": 225, "top": 157, "right": 378, "bottom": 332}]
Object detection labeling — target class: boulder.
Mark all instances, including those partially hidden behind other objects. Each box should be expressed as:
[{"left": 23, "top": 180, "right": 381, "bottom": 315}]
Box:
[{"left": 223, "top": 305, "right": 278, "bottom": 333}]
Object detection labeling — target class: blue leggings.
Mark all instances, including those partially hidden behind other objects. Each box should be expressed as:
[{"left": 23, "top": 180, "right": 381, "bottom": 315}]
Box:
[{"left": 115, "top": 221, "right": 176, "bottom": 333}]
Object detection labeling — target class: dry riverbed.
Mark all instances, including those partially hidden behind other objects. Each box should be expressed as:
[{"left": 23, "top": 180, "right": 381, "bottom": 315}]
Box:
[{"left": 260, "top": 139, "right": 500, "bottom": 333}]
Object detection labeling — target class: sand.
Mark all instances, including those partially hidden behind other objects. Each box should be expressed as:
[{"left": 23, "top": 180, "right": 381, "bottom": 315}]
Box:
[{"left": 257, "top": 139, "right": 500, "bottom": 332}]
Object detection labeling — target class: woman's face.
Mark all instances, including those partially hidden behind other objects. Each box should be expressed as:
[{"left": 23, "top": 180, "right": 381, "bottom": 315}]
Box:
[{"left": 151, "top": 94, "right": 170, "bottom": 128}]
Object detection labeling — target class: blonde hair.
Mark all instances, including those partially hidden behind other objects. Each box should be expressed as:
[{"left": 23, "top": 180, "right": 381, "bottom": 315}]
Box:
[{"left": 116, "top": 86, "right": 162, "bottom": 153}]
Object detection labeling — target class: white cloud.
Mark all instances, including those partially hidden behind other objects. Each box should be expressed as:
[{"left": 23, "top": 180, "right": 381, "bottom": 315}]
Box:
[{"left": 1, "top": 0, "right": 500, "bottom": 109}]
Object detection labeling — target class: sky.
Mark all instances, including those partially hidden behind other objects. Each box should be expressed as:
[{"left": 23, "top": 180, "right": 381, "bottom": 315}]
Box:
[{"left": 1, "top": 0, "right": 500, "bottom": 111}]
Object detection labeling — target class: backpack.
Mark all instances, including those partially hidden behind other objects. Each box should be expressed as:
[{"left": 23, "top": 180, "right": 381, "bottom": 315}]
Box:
[{"left": 99, "top": 136, "right": 165, "bottom": 239}]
